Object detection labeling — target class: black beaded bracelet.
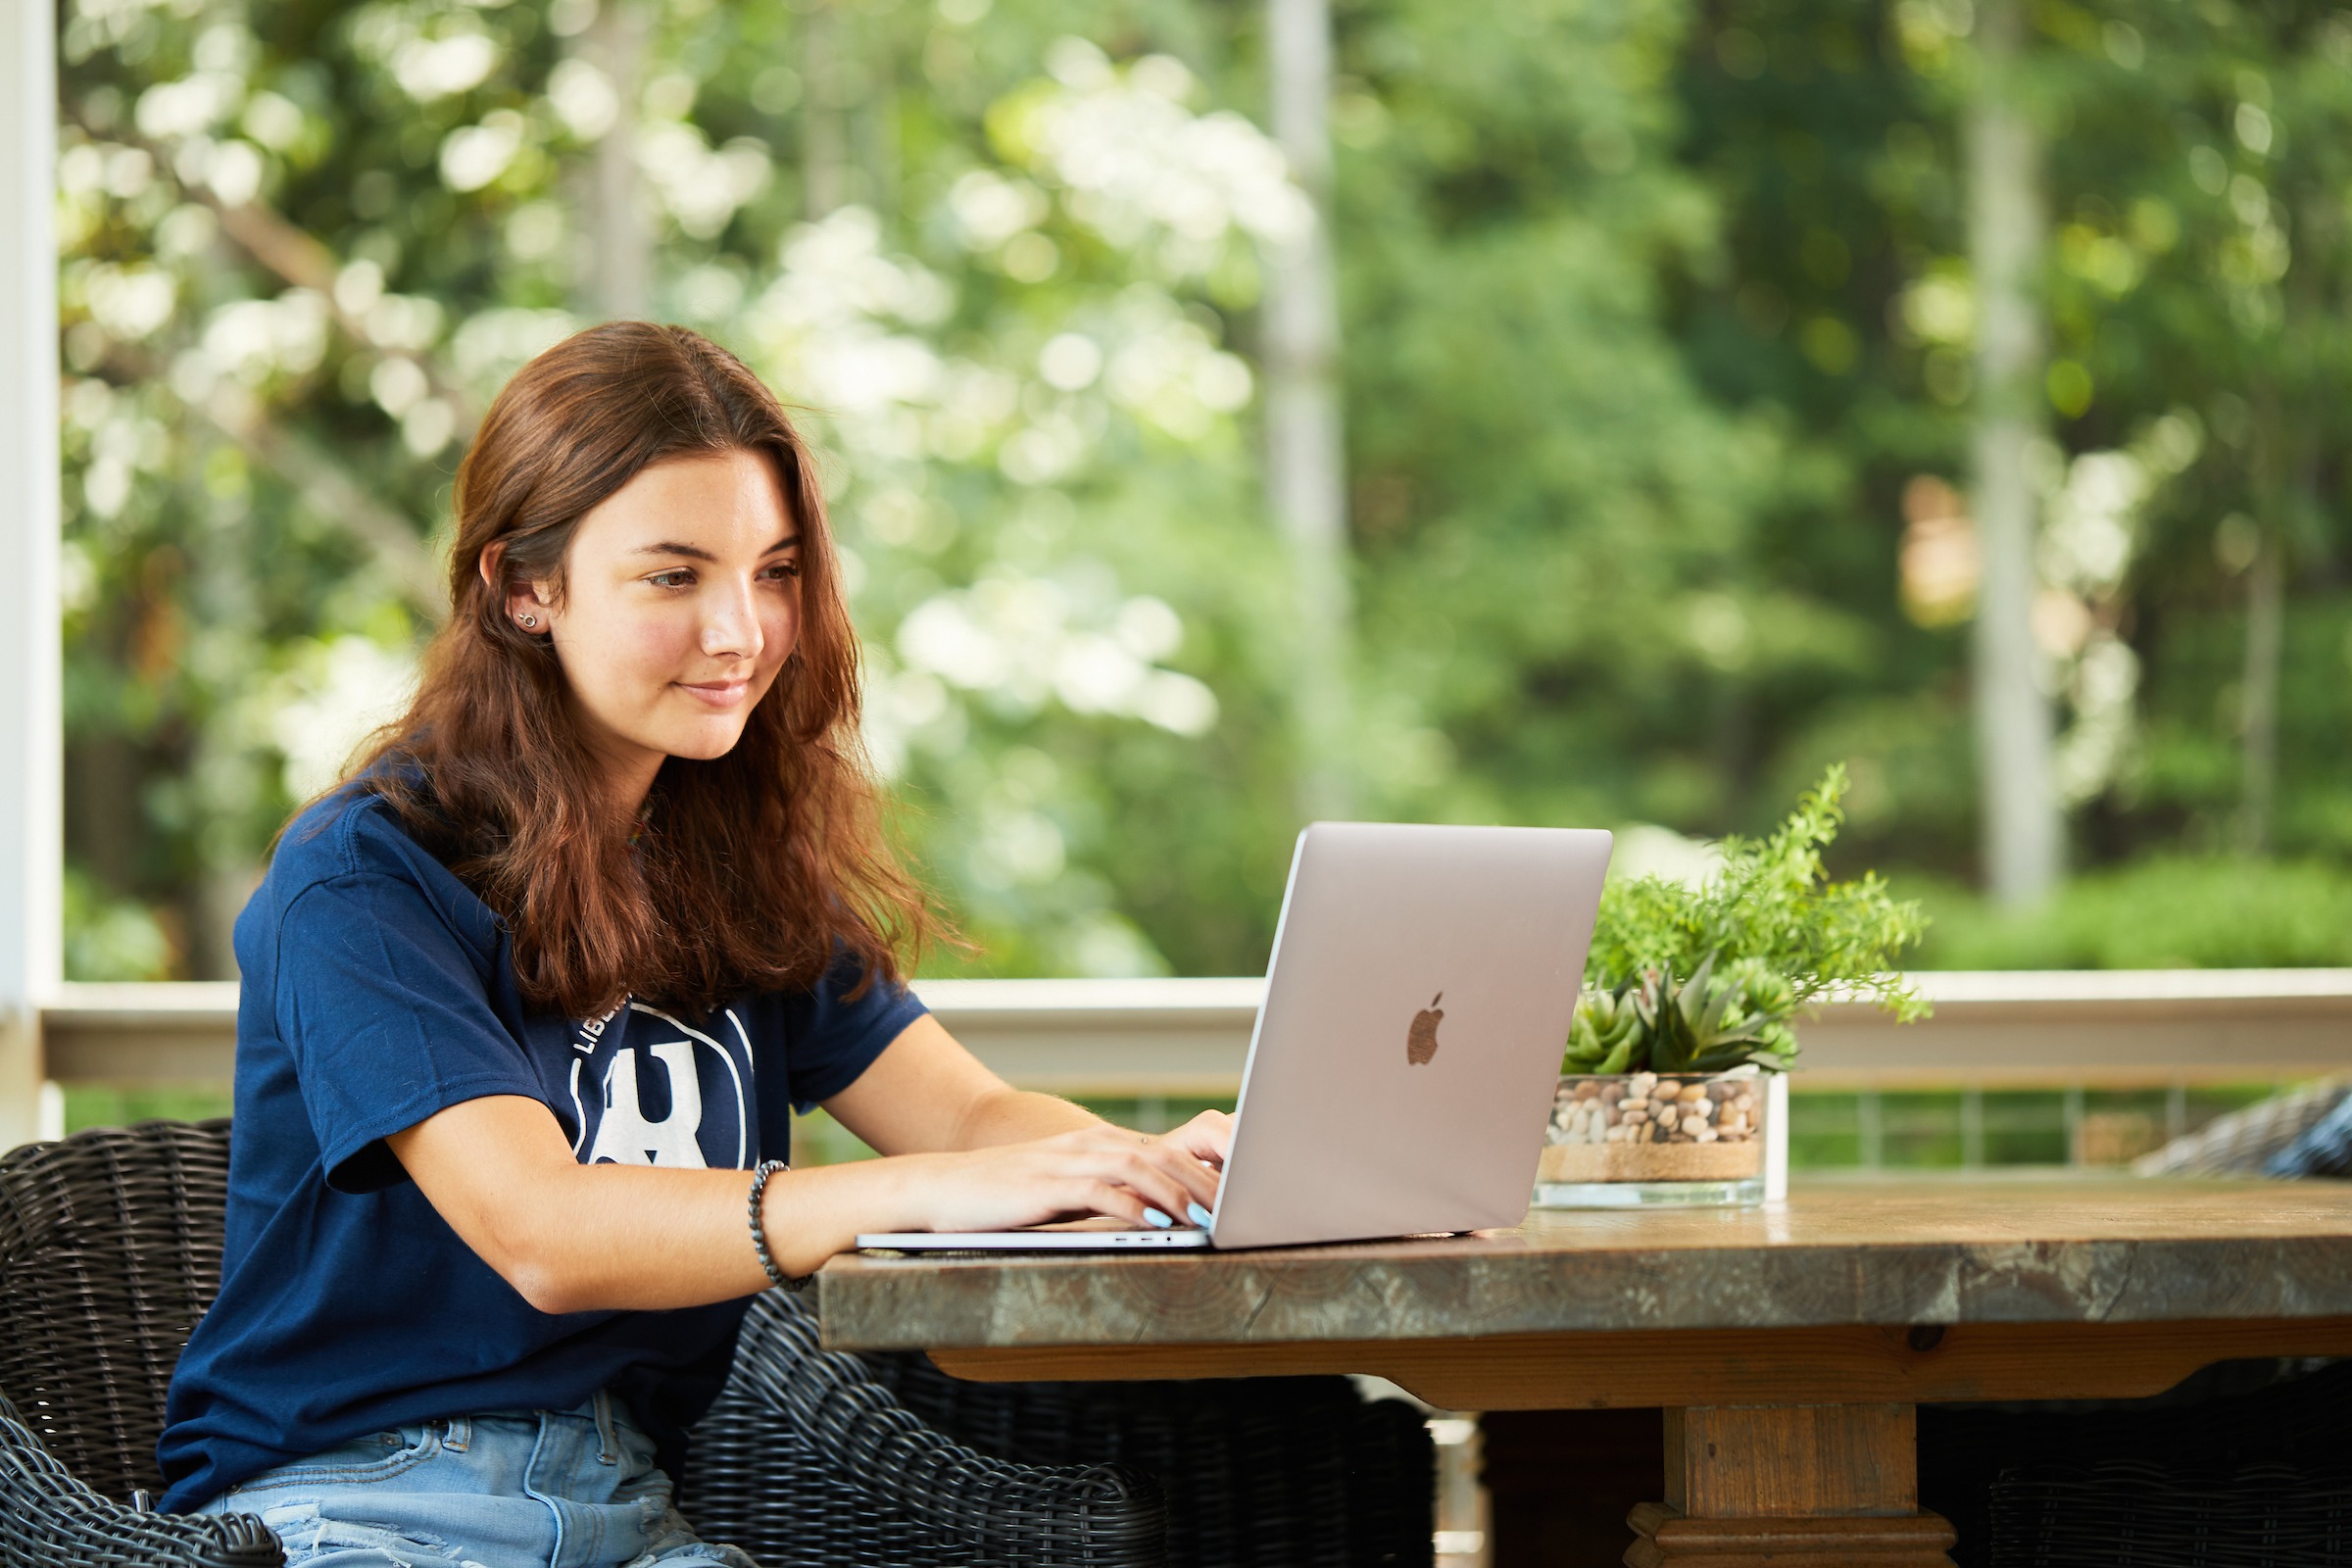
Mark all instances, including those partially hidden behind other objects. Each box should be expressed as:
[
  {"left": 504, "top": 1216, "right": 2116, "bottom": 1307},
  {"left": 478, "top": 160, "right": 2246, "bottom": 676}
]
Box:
[{"left": 746, "top": 1158, "right": 810, "bottom": 1294}]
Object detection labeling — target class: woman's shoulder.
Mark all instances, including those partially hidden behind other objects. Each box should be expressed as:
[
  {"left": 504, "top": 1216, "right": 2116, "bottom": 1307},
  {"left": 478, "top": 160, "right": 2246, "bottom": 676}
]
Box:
[
  {"left": 264, "top": 780, "right": 472, "bottom": 913},
  {"left": 233, "top": 783, "right": 497, "bottom": 981}
]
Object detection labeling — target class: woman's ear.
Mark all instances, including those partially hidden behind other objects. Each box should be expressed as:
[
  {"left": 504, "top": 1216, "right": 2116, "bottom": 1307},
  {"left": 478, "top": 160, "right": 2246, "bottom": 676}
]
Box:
[{"left": 480, "top": 540, "right": 552, "bottom": 632}]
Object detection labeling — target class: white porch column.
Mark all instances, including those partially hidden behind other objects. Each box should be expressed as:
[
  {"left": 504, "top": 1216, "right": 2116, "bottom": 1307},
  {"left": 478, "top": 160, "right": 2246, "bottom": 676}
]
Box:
[
  {"left": 1967, "top": 0, "right": 2061, "bottom": 906},
  {"left": 1, "top": 0, "right": 63, "bottom": 1149},
  {"left": 1264, "top": 0, "right": 1356, "bottom": 823}
]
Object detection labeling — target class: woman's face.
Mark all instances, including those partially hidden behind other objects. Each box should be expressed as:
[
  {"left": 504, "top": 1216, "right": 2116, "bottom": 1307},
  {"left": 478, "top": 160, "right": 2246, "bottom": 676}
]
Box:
[{"left": 504, "top": 449, "right": 801, "bottom": 800}]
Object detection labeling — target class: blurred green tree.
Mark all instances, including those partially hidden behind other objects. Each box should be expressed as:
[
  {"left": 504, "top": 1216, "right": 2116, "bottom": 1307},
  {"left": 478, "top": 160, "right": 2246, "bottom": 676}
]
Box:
[
  {"left": 1667, "top": 0, "right": 2352, "bottom": 920},
  {"left": 58, "top": 0, "right": 1304, "bottom": 978},
  {"left": 51, "top": 0, "right": 2352, "bottom": 985}
]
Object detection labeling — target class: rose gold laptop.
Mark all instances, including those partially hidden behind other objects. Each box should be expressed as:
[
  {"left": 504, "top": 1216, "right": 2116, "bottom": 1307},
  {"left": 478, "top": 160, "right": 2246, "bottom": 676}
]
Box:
[{"left": 857, "top": 821, "right": 1612, "bottom": 1253}]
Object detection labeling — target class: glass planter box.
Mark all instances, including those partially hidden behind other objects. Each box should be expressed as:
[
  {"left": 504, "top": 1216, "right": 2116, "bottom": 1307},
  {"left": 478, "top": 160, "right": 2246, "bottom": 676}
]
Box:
[{"left": 1534, "top": 1067, "right": 1771, "bottom": 1208}]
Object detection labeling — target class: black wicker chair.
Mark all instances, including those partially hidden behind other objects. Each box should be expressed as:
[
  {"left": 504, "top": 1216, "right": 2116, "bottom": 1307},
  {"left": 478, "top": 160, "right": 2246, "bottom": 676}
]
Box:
[
  {"left": 686, "top": 1302, "right": 1434, "bottom": 1567},
  {"left": 1985, "top": 1459, "right": 2352, "bottom": 1566},
  {"left": 0, "top": 1117, "right": 277, "bottom": 1568},
  {"left": 1922, "top": 1357, "right": 2352, "bottom": 1567},
  {"left": 682, "top": 1291, "right": 1172, "bottom": 1565},
  {"left": 0, "top": 1118, "right": 1433, "bottom": 1568},
  {"left": 1941, "top": 1087, "right": 2352, "bottom": 1566}
]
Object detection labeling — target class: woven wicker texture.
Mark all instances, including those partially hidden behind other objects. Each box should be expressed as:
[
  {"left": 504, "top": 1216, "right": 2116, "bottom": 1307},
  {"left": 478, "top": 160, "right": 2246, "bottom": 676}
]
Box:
[
  {"left": 1923, "top": 1359, "right": 2352, "bottom": 1568},
  {"left": 2130, "top": 1078, "right": 2351, "bottom": 1176},
  {"left": 684, "top": 1291, "right": 1434, "bottom": 1568},
  {"left": 867, "top": 1349, "right": 1435, "bottom": 1567},
  {"left": 0, "top": 1385, "right": 282, "bottom": 1568},
  {"left": 2264, "top": 1086, "right": 2352, "bottom": 1178},
  {"left": 1988, "top": 1461, "right": 2352, "bottom": 1567},
  {"left": 0, "top": 1119, "right": 281, "bottom": 1567},
  {"left": 686, "top": 1290, "right": 1172, "bottom": 1566},
  {"left": 0, "top": 1117, "right": 230, "bottom": 1497}
]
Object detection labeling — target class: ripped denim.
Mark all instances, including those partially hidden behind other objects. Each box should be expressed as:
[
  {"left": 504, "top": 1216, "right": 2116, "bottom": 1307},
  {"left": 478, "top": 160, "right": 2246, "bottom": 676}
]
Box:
[{"left": 191, "top": 1391, "right": 758, "bottom": 1568}]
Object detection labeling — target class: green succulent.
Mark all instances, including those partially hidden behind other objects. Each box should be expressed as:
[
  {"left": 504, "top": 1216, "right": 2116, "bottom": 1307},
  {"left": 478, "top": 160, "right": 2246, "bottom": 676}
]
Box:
[
  {"left": 1638, "top": 951, "right": 1799, "bottom": 1072},
  {"left": 1562, "top": 951, "right": 1799, "bottom": 1076},
  {"left": 1560, "top": 765, "right": 1928, "bottom": 1076},
  {"left": 1562, "top": 985, "right": 1644, "bottom": 1075}
]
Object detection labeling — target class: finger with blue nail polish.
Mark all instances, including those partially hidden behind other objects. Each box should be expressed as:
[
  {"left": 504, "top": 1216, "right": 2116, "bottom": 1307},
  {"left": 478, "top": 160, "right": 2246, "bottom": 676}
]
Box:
[
  {"left": 1187, "top": 1201, "right": 1214, "bottom": 1228},
  {"left": 1142, "top": 1207, "right": 1174, "bottom": 1228}
]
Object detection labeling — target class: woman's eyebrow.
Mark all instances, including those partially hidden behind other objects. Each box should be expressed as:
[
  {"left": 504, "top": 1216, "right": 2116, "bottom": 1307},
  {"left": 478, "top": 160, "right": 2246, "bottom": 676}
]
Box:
[{"left": 627, "top": 532, "right": 799, "bottom": 562}]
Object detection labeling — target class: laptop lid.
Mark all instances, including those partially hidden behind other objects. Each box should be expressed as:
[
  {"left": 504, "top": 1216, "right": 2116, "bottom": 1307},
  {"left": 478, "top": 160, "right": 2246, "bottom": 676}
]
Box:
[{"left": 1208, "top": 822, "right": 1611, "bottom": 1250}]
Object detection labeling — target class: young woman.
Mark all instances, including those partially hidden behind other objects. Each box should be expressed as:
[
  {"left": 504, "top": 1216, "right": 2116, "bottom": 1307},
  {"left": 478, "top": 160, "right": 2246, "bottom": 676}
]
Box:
[{"left": 156, "top": 322, "right": 1230, "bottom": 1565}]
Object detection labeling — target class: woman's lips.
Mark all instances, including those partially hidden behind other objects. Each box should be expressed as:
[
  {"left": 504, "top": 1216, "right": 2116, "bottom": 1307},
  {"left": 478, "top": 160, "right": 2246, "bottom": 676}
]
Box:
[{"left": 676, "top": 678, "right": 753, "bottom": 708}]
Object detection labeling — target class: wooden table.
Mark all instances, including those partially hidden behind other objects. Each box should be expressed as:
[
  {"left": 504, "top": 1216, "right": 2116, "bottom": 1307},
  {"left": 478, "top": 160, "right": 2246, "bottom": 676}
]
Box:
[{"left": 814, "top": 1178, "right": 2352, "bottom": 1565}]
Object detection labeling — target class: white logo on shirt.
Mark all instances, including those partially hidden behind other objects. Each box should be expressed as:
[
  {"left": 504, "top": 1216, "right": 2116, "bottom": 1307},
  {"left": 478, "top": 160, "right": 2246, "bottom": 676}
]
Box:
[
  {"left": 566, "top": 1004, "right": 755, "bottom": 1169},
  {"left": 585, "top": 1042, "right": 708, "bottom": 1168}
]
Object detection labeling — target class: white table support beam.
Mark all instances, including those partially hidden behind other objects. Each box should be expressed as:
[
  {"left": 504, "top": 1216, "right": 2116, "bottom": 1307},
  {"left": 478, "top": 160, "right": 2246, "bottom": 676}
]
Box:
[{"left": 0, "top": 0, "right": 63, "bottom": 1150}]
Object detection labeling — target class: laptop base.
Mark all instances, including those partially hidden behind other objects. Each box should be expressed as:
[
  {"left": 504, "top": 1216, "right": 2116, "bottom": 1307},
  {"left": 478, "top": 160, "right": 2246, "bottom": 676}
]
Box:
[{"left": 856, "top": 1228, "right": 1213, "bottom": 1251}]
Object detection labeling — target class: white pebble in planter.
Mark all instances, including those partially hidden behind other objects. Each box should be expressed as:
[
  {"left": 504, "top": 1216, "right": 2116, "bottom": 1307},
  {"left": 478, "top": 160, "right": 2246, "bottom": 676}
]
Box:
[{"left": 1536, "top": 1067, "right": 1777, "bottom": 1208}]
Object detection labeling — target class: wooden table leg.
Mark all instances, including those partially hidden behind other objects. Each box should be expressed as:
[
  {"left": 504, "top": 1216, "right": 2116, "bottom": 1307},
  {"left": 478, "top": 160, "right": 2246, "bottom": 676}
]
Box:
[{"left": 1625, "top": 1404, "right": 1957, "bottom": 1566}]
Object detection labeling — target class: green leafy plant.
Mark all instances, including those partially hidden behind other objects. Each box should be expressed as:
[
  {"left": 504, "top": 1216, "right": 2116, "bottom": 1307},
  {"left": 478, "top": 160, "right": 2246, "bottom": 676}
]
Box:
[{"left": 1564, "top": 764, "right": 1929, "bottom": 1075}]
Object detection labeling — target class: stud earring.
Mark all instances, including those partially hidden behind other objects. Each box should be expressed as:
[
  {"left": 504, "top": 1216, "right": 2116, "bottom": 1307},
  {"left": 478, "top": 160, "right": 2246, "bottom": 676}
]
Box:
[{"left": 518, "top": 613, "right": 538, "bottom": 629}]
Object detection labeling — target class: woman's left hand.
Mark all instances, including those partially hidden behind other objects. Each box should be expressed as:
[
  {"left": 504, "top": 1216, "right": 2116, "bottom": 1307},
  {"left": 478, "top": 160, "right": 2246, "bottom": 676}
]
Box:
[{"left": 1137, "top": 1108, "right": 1232, "bottom": 1223}]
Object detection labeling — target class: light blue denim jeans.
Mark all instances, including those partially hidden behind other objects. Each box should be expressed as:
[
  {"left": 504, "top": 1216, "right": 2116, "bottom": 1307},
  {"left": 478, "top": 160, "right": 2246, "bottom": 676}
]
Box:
[{"left": 192, "top": 1391, "right": 758, "bottom": 1568}]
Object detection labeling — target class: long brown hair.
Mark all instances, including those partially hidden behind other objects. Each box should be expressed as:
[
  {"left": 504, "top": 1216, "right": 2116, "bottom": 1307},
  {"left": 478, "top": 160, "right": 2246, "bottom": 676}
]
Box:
[{"left": 350, "top": 322, "right": 932, "bottom": 1020}]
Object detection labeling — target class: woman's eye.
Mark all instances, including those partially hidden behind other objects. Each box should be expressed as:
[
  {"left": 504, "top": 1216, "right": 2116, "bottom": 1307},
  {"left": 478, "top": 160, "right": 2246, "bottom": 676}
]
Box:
[
  {"left": 762, "top": 561, "right": 802, "bottom": 581},
  {"left": 648, "top": 570, "right": 694, "bottom": 589}
]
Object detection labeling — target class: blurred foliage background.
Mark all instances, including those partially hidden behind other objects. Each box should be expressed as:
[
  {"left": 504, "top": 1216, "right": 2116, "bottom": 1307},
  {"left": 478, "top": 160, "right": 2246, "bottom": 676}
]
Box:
[{"left": 50, "top": 0, "right": 2352, "bottom": 983}]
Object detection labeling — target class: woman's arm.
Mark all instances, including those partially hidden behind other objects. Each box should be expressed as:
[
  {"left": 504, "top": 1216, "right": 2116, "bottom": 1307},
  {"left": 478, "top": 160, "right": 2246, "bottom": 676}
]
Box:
[{"left": 384, "top": 1014, "right": 1229, "bottom": 1315}]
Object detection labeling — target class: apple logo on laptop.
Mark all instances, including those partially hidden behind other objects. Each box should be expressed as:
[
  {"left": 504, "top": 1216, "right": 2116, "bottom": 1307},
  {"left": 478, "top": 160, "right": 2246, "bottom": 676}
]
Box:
[{"left": 1406, "top": 993, "right": 1444, "bottom": 1064}]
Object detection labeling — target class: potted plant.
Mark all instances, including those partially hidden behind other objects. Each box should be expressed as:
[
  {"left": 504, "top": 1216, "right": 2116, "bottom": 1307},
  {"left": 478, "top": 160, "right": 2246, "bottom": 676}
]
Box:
[{"left": 1539, "top": 764, "right": 1929, "bottom": 1207}]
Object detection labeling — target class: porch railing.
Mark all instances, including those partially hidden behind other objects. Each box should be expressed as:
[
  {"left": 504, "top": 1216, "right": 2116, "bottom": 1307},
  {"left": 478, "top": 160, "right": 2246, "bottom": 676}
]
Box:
[{"left": 34, "top": 968, "right": 2352, "bottom": 1093}]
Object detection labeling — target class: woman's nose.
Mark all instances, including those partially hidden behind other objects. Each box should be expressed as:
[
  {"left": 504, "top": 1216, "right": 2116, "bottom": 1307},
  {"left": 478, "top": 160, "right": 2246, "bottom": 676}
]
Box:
[{"left": 702, "top": 580, "right": 763, "bottom": 661}]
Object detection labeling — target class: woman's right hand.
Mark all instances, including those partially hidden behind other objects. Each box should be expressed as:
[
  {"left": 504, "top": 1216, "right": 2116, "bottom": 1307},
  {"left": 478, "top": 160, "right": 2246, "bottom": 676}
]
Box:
[{"left": 908, "top": 1115, "right": 1228, "bottom": 1234}]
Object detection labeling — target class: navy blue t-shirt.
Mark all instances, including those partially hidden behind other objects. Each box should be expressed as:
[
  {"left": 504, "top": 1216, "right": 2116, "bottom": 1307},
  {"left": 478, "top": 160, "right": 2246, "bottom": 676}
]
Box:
[{"left": 155, "top": 787, "right": 926, "bottom": 1513}]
